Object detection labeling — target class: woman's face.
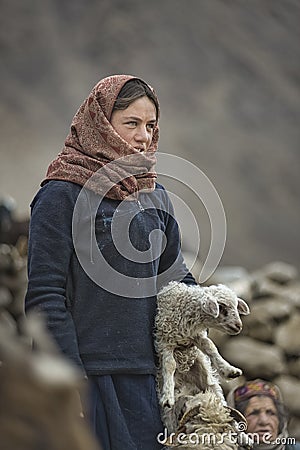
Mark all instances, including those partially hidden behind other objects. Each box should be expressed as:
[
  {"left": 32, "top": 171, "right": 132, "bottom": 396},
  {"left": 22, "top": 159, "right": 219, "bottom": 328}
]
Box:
[
  {"left": 110, "top": 96, "right": 157, "bottom": 152},
  {"left": 244, "top": 396, "right": 279, "bottom": 442}
]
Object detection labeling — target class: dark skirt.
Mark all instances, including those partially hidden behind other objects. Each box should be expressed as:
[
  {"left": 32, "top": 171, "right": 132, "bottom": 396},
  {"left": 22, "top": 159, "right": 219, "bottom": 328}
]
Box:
[{"left": 87, "top": 374, "right": 165, "bottom": 450}]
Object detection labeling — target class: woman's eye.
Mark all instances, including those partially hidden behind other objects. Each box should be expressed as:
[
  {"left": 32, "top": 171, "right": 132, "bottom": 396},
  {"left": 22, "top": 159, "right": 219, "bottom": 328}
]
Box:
[{"left": 147, "top": 123, "right": 155, "bottom": 130}]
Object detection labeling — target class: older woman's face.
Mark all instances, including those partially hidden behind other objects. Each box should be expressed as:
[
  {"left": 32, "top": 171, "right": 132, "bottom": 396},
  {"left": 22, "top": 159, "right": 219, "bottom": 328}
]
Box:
[
  {"left": 110, "top": 96, "right": 157, "bottom": 152},
  {"left": 245, "top": 396, "right": 279, "bottom": 443}
]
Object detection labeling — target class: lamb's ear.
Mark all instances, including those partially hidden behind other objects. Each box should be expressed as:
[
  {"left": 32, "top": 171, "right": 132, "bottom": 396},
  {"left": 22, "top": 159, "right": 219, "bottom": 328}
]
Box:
[
  {"left": 237, "top": 298, "right": 250, "bottom": 315},
  {"left": 202, "top": 297, "right": 219, "bottom": 318}
]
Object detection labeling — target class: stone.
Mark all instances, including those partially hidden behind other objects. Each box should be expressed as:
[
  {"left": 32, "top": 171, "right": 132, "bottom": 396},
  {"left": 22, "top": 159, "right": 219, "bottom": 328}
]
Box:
[
  {"left": 253, "top": 261, "right": 298, "bottom": 284},
  {"left": 253, "top": 278, "right": 282, "bottom": 298},
  {"left": 288, "top": 416, "right": 300, "bottom": 440},
  {"left": 0, "top": 286, "right": 12, "bottom": 308},
  {"left": 241, "top": 317, "right": 274, "bottom": 343},
  {"left": 277, "top": 282, "right": 300, "bottom": 308},
  {"left": 274, "top": 375, "right": 300, "bottom": 416},
  {"left": 0, "top": 244, "right": 13, "bottom": 272},
  {"left": 239, "top": 297, "right": 293, "bottom": 343},
  {"left": 252, "top": 297, "right": 293, "bottom": 321},
  {"left": 287, "top": 358, "right": 300, "bottom": 379},
  {"left": 275, "top": 313, "right": 300, "bottom": 356},
  {"left": 222, "top": 337, "right": 286, "bottom": 379},
  {"left": 253, "top": 278, "right": 300, "bottom": 308}
]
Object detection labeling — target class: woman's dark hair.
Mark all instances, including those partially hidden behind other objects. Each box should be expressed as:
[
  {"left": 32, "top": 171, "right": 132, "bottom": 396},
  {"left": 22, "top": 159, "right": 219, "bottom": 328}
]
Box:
[
  {"left": 236, "top": 395, "right": 288, "bottom": 433},
  {"left": 112, "top": 79, "right": 159, "bottom": 119}
]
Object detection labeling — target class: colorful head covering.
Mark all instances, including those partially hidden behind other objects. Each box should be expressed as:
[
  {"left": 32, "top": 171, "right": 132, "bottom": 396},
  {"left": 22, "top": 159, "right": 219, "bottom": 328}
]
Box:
[
  {"left": 42, "top": 75, "right": 160, "bottom": 200},
  {"left": 233, "top": 379, "right": 280, "bottom": 404}
]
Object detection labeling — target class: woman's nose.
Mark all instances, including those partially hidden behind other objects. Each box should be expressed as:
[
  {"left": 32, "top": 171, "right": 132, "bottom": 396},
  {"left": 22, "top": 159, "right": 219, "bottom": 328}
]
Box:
[
  {"left": 135, "top": 126, "right": 148, "bottom": 142},
  {"left": 258, "top": 412, "right": 269, "bottom": 424}
]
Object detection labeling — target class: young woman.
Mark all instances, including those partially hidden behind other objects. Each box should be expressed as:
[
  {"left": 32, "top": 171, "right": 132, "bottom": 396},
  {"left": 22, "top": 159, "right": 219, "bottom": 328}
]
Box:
[{"left": 25, "top": 75, "right": 196, "bottom": 450}]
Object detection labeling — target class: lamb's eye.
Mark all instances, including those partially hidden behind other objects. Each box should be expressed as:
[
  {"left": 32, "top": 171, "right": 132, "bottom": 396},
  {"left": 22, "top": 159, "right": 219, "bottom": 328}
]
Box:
[{"left": 219, "top": 304, "right": 227, "bottom": 316}]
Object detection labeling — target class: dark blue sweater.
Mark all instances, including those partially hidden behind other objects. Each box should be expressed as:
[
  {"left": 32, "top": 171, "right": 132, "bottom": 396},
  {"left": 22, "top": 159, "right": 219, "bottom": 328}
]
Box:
[{"left": 25, "top": 180, "right": 196, "bottom": 375}]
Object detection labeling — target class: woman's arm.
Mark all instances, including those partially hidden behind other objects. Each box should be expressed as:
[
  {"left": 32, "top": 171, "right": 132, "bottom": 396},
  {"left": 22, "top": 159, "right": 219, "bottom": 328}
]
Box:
[{"left": 25, "top": 181, "right": 85, "bottom": 372}]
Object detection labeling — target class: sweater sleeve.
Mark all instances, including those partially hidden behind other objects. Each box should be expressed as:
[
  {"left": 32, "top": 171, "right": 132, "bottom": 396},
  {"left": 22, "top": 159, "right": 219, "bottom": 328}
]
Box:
[
  {"left": 157, "top": 186, "right": 197, "bottom": 288},
  {"left": 25, "top": 181, "right": 85, "bottom": 373}
]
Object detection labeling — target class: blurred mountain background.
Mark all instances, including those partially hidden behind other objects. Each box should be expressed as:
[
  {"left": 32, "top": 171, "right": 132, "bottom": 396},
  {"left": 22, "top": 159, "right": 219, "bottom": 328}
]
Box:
[{"left": 0, "top": 0, "right": 299, "bottom": 271}]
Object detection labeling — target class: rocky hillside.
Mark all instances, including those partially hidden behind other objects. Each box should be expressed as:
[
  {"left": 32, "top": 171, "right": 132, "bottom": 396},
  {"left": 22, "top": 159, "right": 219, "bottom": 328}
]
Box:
[{"left": 0, "top": 0, "right": 299, "bottom": 270}]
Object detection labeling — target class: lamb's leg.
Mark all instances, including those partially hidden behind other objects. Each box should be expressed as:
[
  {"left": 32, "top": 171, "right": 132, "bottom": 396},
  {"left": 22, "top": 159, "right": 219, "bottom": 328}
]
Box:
[
  {"left": 193, "top": 349, "right": 226, "bottom": 403},
  {"left": 160, "top": 349, "right": 177, "bottom": 408},
  {"left": 196, "top": 335, "right": 242, "bottom": 379}
]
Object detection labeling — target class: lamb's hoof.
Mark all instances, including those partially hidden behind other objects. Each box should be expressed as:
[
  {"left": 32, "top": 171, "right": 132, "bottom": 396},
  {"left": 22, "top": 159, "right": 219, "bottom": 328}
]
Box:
[{"left": 227, "top": 367, "right": 242, "bottom": 379}]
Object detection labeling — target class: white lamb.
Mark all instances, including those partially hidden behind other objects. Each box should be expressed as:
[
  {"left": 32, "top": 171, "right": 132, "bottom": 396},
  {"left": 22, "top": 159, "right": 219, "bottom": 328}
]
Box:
[{"left": 155, "top": 281, "right": 250, "bottom": 423}]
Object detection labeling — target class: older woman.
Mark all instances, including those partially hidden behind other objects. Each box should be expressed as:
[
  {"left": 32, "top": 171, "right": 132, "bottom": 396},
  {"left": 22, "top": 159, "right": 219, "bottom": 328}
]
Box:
[
  {"left": 227, "top": 379, "right": 300, "bottom": 450},
  {"left": 25, "top": 75, "right": 196, "bottom": 450}
]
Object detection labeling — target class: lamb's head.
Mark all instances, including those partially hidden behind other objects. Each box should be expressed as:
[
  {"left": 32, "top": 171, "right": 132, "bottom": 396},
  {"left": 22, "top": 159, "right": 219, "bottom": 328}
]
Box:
[{"left": 203, "top": 284, "right": 250, "bottom": 335}]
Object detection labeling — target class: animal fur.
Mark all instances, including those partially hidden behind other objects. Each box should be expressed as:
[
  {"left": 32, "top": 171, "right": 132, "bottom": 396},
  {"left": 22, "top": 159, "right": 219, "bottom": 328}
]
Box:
[
  {"left": 160, "top": 390, "right": 250, "bottom": 450},
  {"left": 155, "top": 281, "right": 250, "bottom": 432}
]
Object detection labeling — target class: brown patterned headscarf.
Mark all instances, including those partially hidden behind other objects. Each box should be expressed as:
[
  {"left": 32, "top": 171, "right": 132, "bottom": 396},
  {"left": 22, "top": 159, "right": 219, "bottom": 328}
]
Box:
[{"left": 42, "top": 75, "right": 159, "bottom": 200}]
